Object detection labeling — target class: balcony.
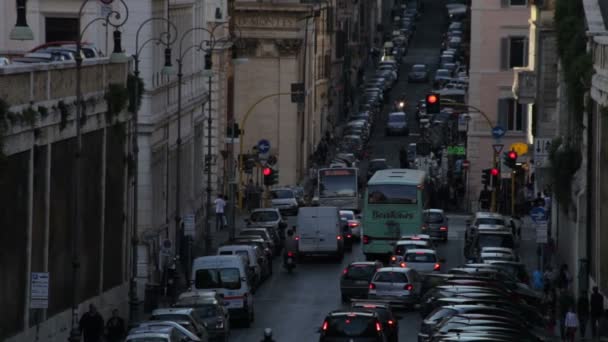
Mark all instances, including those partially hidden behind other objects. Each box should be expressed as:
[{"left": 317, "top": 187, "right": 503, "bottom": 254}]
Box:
[{"left": 512, "top": 67, "right": 537, "bottom": 104}]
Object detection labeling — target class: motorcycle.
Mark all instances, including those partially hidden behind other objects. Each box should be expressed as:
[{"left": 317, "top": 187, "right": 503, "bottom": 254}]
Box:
[{"left": 285, "top": 251, "right": 296, "bottom": 273}]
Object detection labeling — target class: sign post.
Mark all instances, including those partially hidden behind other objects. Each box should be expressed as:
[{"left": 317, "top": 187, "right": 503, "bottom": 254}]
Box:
[{"left": 530, "top": 206, "right": 548, "bottom": 271}]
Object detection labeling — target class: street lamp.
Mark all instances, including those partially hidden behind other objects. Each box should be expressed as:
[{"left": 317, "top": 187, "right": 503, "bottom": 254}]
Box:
[
  {"left": 129, "top": 16, "right": 177, "bottom": 326},
  {"left": 70, "top": 1, "right": 128, "bottom": 341},
  {"left": 9, "top": 0, "right": 34, "bottom": 40}
]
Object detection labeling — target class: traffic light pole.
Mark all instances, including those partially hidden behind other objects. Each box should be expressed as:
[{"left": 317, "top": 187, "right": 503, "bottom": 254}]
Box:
[
  {"left": 491, "top": 153, "right": 498, "bottom": 212},
  {"left": 511, "top": 170, "right": 516, "bottom": 216}
]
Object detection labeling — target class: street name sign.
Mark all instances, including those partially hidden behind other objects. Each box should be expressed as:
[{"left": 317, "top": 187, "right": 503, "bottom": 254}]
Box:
[{"left": 30, "top": 272, "right": 49, "bottom": 309}]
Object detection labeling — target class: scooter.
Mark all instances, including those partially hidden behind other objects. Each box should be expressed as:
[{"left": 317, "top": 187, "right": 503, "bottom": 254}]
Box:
[{"left": 285, "top": 251, "right": 296, "bottom": 273}]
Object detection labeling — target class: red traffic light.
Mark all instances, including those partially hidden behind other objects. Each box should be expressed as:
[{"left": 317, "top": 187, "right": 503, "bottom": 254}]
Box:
[
  {"left": 426, "top": 94, "right": 438, "bottom": 104},
  {"left": 263, "top": 167, "right": 272, "bottom": 176},
  {"left": 508, "top": 151, "right": 517, "bottom": 160},
  {"left": 490, "top": 168, "right": 499, "bottom": 176}
]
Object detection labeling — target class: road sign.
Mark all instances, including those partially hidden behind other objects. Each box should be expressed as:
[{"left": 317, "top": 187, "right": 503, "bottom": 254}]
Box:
[
  {"left": 462, "top": 160, "right": 470, "bottom": 169},
  {"left": 534, "top": 138, "right": 552, "bottom": 166},
  {"left": 257, "top": 139, "right": 271, "bottom": 154},
  {"left": 492, "top": 144, "right": 504, "bottom": 154},
  {"left": 492, "top": 126, "right": 506, "bottom": 139},
  {"left": 530, "top": 206, "right": 547, "bottom": 223},
  {"left": 447, "top": 145, "right": 466, "bottom": 156},
  {"left": 536, "top": 222, "right": 548, "bottom": 243},
  {"left": 183, "top": 214, "right": 195, "bottom": 237},
  {"left": 30, "top": 272, "right": 49, "bottom": 309},
  {"left": 510, "top": 142, "right": 529, "bottom": 156}
]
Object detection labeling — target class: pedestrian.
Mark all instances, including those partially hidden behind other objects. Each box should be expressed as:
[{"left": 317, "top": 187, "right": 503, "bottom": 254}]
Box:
[
  {"left": 245, "top": 179, "right": 256, "bottom": 212},
  {"left": 105, "top": 309, "right": 126, "bottom": 342},
  {"left": 590, "top": 286, "right": 605, "bottom": 338},
  {"left": 558, "top": 264, "right": 573, "bottom": 290},
  {"left": 79, "top": 304, "right": 104, "bottom": 342},
  {"left": 558, "top": 289, "right": 575, "bottom": 340},
  {"left": 564, "top": 305, "right": 578, "bottom": 342},
  {"left": 533, "top": 269, "right": 544, "bottom": 291},
  {"left": 534, "top": 191, "right": 545, "bottom": 207},
  {"left": 214, "top": 194, "right": 226, "bottom": 231},
  {"left": 577, "top": 291, "right": 589, "bottom": 339}
]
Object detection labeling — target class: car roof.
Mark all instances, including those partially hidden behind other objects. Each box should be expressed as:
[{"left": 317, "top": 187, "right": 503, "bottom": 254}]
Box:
[
  {"left": 477, "top": 224, "right": 506, "bottom": 229},
  {"left": 396, "top": 239, "right": 429, "bottom": 245},
  {"left": 400, "top": 234, "right": 431, "bottom": 240},
  {"left": 477, "top": 230, "right": 512, "bottom": 236},
  {"left": 370, "top": 158, "right": 387, "bottom": 162},
  {"left": 350, "top": 261, "right": 381, "bottom": 266},
  {"left": 152, "top": 307, "right": 194, "bottom": 315},
  {"left": 251, "top": 208, "right": 280, "bottom": 213},
  {"left": 377, "top": 267, "right": 409, "bottom": 273},
  {"left": 424, "top": 208, "right": 445, "bottom": 214},
  {"left": 329, "top": 310, "right": 376, "bottom": 317},
  {"left": 388, "top": 111, "right": 406, "bottom": 116},
  {"left": 405, "top": 248, "right": 436, "bottom": 255},
  {"left": 436, "top": 69, "right": 450, "bottom": 73},
  {"left": 178, "top": 290, "right": 218, "bottom": 299},
  {"left": 412, "top": 64, "right": 427, "bottom": 68},
  {"left": 474, "top": 212, "right": 504, "bottom": 219}
]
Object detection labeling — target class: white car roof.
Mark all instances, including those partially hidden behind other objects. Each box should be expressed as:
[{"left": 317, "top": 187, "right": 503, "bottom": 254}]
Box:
[
  {"left": 481, "top": 247, "right": 514, "bottom": 253},
  {"left": 251, "top": 208, "right": 280, "bottom": 213},
  {"left": 477, "top": 224, "right": 507, "bottom": 229},
  {"left": 152, "top": 307, "right": 194, "bottom": 316},
  {"left": 425, "top": 208, "right": 445, "bottom": 214},
  {"left": 474, "top": 212, "right": 504, "bottom": 219},
  {"left": 405, "top": 248, "right": 436, "bottom": 255},
  {"left": 396, "top": 239, "right": 429, "bottom": 245},
  {"left": 377, "top": 267, "right": 409, "bottom": 273},
  {"left": 400, "top": 234, "right": 431, "bottom": 240}
]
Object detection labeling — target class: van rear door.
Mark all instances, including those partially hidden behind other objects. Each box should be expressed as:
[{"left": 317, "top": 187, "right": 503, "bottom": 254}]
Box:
[
  {"left": 316, "top": 207, "right": 339, "bottom": 252},
  {"left": 297, "top": 208, "right": 319, "bottom": 252}
]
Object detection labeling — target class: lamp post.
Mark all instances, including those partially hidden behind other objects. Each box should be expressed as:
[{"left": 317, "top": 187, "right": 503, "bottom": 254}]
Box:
[
  {"left": 70, "top": 1, "right": 128, "bottom": 341},
  {"left": 130, "top": 16, "right": 177, "bottom": 326}
]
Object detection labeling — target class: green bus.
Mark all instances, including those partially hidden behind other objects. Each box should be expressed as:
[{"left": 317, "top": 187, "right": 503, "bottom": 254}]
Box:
[{"left": 362, "top": 169, "right": 429, "bottom": 260}]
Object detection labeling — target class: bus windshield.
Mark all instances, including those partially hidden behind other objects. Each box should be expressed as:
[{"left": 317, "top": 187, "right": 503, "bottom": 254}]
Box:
[
  {"left": 319, "top": 169, "right": 357, "bottom": 197},
  {"left": 367, "top": 184, "right": 418, "bottom": 204}
]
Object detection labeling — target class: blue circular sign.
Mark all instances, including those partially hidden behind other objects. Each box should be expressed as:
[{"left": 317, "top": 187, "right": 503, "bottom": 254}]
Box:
[
  {"left": 492, "top": 126, "right": 506, "bottom": 139},
  {"left": 257, "top": 139, "right": 271, "bottom": 154},
  {"left": 530, "top": 206, "right": 547, "bottom": 223}
]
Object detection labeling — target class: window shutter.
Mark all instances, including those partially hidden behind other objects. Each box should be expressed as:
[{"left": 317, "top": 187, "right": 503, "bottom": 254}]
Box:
[
  {"left": 500, "top": 38, "right": 509, "bottom": 70},
  {"left": 497, "top": 99, "right": 509, "bottom": 129},
  {"left": 500, "top": 0, "right": 510, "bottom": 7},
  {"left": 524, "top": 38, "right": 529, "bottom": 66},
  {"left": 521, "top": 104, "right": 528, "bottom": 131}
]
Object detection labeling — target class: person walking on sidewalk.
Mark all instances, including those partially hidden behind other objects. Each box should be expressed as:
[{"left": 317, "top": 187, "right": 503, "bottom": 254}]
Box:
[
  {"left": 578, "top": 291, "right": 590, "bottom": 339},
  {"left": 559, "top": 289, "right": 575, "bottom": 340},
  {"left": 214, "top": 194, "right": 227, "bottom": 231},
  {"left": 564, "top": 305, "right": 579, "bottom": 342},
  {"left": 105, "top": 309, "right": 126, "bottom": 342},
  {"left": 591, "top": 286, "right": 605, "bottom": 338},
  {"left": 79, "top": 304, "right": 104, "bottom": 342}
]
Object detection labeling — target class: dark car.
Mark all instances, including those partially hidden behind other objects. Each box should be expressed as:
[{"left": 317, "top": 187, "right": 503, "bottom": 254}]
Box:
[
  {"left": 367, "top": 159, "right": 389, "bottom": 180},
  {"left": 485, "top": 260, "right": 530, "bottom": 285},
  {"left": 351, "top": 301, "right": 399, "bottom": 342},
  {"left": 408, "top": 64, "right": 429, "bottom": 83},
  {"left": 319, "top": 310, "right": 388, "bottom": 342},
  {"left": 422, "top": 209, "right": 448, "bottom": 241},
  {"left": 173, "top": 292, "right": 230, "bottom": 341},
  {"left": 420, "top": 290, "right": 516, "bottom": 318},
  {"left": 341, "top": 261, "right": 384, "bottom": 302}
]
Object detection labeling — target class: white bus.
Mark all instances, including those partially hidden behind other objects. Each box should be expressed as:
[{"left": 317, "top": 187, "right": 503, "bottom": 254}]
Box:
[{"left": 317, "top": 167, "right": 360, "bottom": 212}]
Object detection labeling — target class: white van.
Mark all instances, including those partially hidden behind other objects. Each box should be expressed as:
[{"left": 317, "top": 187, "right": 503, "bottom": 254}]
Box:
[
  {"left": 296, "top": 206, "right": 343, "bottom": 259},
  {"left": 217, "top": 244, "right": 262, "bottom": 288},
  {"left": 191, "top": 255, "right": 255, "bottom": 327}
]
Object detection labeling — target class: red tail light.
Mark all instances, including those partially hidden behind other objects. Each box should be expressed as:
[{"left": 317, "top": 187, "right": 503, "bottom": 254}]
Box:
[
  {"left": 375, "top": 322, "right": 382, "bottom": 332},
  {"left": 387, "top": 320, "right": 395, "bottom": 326},
  {"left": 405, "top": 284, "right": 414, "bottom": 291},
  {"left": 287, "top": 251, "right": 294, "bottom": 257},
  {"left": 369, "top": 283, "right": 376, "bottom": 290},
  {"left": 347, "top": 234, "right": 352, "bottom": 238},
  {"left": 349, "top": 222, "right": 359, "bottom": 227},
  {"left": 343, "top": 268, "right": 348, "bottom": 275},
  {"left": 391, "top": 256, "right": 397, "bottom": 262},
  {"left": 440, "top": 226, "right": 448, "bottom": 231},
  {"left": 337, "top": 235, "right": 342, "bottom": 240},
  {"left": 400, "top": 262, "right": 407, "bottom": 268},
  {"left": 322, "top": 321, "right": 328, "bottom": 331},
  {"left": 295, "top": 236, "right": 300, "bottom": 241},
  {"left": 363, "top": 235, "right": 370, "bottom": 244},
  {"left": 434, "top": 263, "right": 441, "bottom": 271}
]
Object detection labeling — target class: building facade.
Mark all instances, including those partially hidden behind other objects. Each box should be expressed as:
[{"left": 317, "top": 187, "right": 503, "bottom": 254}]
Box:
[{"left": 467, "top": 0, "right": 531, "bottom": 211}]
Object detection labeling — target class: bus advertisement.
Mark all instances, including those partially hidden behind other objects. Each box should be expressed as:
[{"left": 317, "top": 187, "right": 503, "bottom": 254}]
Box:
[
  {"left": 317, "top": 168, "right": 360, "bottom": 212},
  {"left": 362, "top": 169, "right": 429, "bottom": 260}
]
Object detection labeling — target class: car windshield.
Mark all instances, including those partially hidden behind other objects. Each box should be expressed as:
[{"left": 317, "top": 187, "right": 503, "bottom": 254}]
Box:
[
  {"left": 340, "top": 212, "right": 355, "bottom": 220},
  {"left": 436, "top": 70, "right": 450, "bottom": 77},
  {"left": 395, "top": 243, "right": 426, "bottom": 255},
  {"left": 424, "top": 212, "right": 444, "bottom": 223},
  {"left": 476, "top": 218, "right": 505, "bottom": 226},
  {"left": 369, "top": 161, "right": 387, "bottom": 170},
  {"left": 151, "top": 314, "right": 190, "bottom": 323},
  {"left": 239, "top": 230, "right": 267, "bottom": 240},
  {"left": 428, "top": 308, "right": 458, "bottom": 322},
  {"left": 478, "top": 234, "right": 514, "bottom": 249},
  {"left": 374, "top": 271, "right": 408, "bottom": 283},
  {"left": 250, "top": 211, "right": 279, "bottom": 222},
  {"left": 388, "top": 114, "right": 406, "bottom": 123},
  {"left": 192, "top": 304, "right": 218, "bottom": 318},
  {"left": 325, "top": 315, "right": 379, "bottom": 337},
  {"left": 271, "top": 190, "right": 293, "bottom": 199},
  {"left": 367, "top": 184, "right": 418, "bottom": 204},
  {"left": 194, "top": 268, "right": 241, "bottom": 290},
  {"left": 405, "top": 253, "right": 437, "bottom": 262},
  {"left": 344, "top": 265, "right": 376, "bottom": 281},
  {"left": 412, "top": 65, "right": 426, "bottom": 72}
]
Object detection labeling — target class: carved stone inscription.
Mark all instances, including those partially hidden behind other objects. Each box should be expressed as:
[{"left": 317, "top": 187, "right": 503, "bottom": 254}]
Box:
[{"left": 236, "top": 14, "right": 298, "bottom": 29}]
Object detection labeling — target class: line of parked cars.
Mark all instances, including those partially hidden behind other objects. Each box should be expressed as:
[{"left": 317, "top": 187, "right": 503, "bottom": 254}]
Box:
[{"left": 1, "top": 41, "right": 104, "bottom": 66}]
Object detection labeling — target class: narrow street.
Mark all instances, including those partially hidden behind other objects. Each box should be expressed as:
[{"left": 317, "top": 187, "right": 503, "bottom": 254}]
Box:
[{"left": 229, "top": 0, "right": 540, "bottom": 340}]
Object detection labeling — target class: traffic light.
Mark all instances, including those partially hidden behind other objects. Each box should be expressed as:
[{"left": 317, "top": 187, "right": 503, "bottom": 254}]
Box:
[
  {"left": 263, "top": 167, "right": 273, "bottom": 186},
  {"left": 271, "top": 168, "right": 279, "bottom": 185},
  {"left": 481, "top": 168, "right": 491, "bottom": 186},
  {"left": 425, "top": 93, "right": 441, "bottom": 114},
  {"left": 503, "top": 150, "right": 518, "bottom": 169},
  {"left": 490, "top": 167, "right": 500, "bottom": 188}
]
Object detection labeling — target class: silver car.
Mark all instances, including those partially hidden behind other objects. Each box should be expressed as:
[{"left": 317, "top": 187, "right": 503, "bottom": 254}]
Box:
[
  {"left": 386, "top": 112, "right": 409, "bottom": 136},
  {"left": 269, "top": 188, "right": 299, "bottom": 215},
  {"left": 368, "top": 267, "right": 422, "bottom": 308},
  {"left": 402, "top": 249, "right": 442, "bottom": 273}
]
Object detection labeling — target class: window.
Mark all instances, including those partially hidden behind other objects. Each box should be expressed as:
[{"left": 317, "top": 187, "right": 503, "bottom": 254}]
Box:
[
  {"left": 405, "top": 253, "right": 437, "bottom": 262},
  {"left": 500, "top": 0, "right": 527, "bottom": 6},
  {"left": 325, "top": 315, "right": 378, "bottom": 337},
  {"left": 194, "top": 268, "right": 241, "bottom": 290},
  {"left": 500, "top": 36, "right": 528, "bottom": 69},
  {"left": 497, "top": 98, "right": 527, "bottom": 132},
  {"left": 367, "top": 185, "right": 418, "bottom": 204},
  {"left": 250, "top": 211, "right": 279, "bottom": 222},
  {"left": 45, "top": 17, "right": 79, "bottom": 42},
  {"left": 344, "top": 265, "right": 376, "bottom": 280}
]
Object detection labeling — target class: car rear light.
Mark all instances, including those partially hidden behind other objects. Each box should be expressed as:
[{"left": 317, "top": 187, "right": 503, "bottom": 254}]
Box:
[
  {"left": 347, "top": 234, "right": 352, "bottom": 238},
  {"left": 440, "top": 226, "right": 448, "bottom": 231},
  {"left": 343, "top": 268, "right": 348, "bottom": 275},
  {"left": 349, "top": 222, "right": 359, "bottom": 227},
  {"left": 287, "top": 251, "right": 294, "bottom": 257},
  {"left": 405, "top": 284, "right": 414, "bottom": 291},
  {"left": 376, "top": 322, "right": 382, "bottom": 332},
  {"left": 369, "top": 283, "right": 376, "bottom": 290},
  {"left": 399, "top": 262, "right": 407, "bottom": 268},
  {"left": 337, "top": 235, "right": 342, "bottom": 240},
  {"left": 363, "top": 235, "right": 370, "bottom": 244},
  {"left": 295, "top": 236, "right": 300, "bottom": 241},
  {"left": 415, "top": 251, "right": 425, "bottom": 255},
  {"left": 391, "top": 256, "right": 397, "bottom": 262},
  {"left": 322, "top": 321, "right": 328, "bottom": 331},
  {"left": 434, "top": 263, "right": 441, "bottom": 271},
  {"left": 387, "top": 319, "right": 395, "bottom": 326}
]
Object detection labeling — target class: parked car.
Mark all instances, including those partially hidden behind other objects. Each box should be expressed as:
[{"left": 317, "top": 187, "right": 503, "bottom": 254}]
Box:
[
  {"left": 129, "top": 321, "right": 201, "bottom": 341},
  {"left": 173, "top": 291, "right": 230, "bottom": 341},
  {"left": 149, "top": 308, "right": 209, "bottom": 340},
  {"left": 126, "top": 326, "right": 188, "bottom": 342},
  {"left": 340, "top": 261, "right": 384, "bottom": 302},
  {"left": 269, "top": 188, "right": 299, "bottom": 215},
  {"left": 246, "top": 208, "right": 287, "bottom": 236}
]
